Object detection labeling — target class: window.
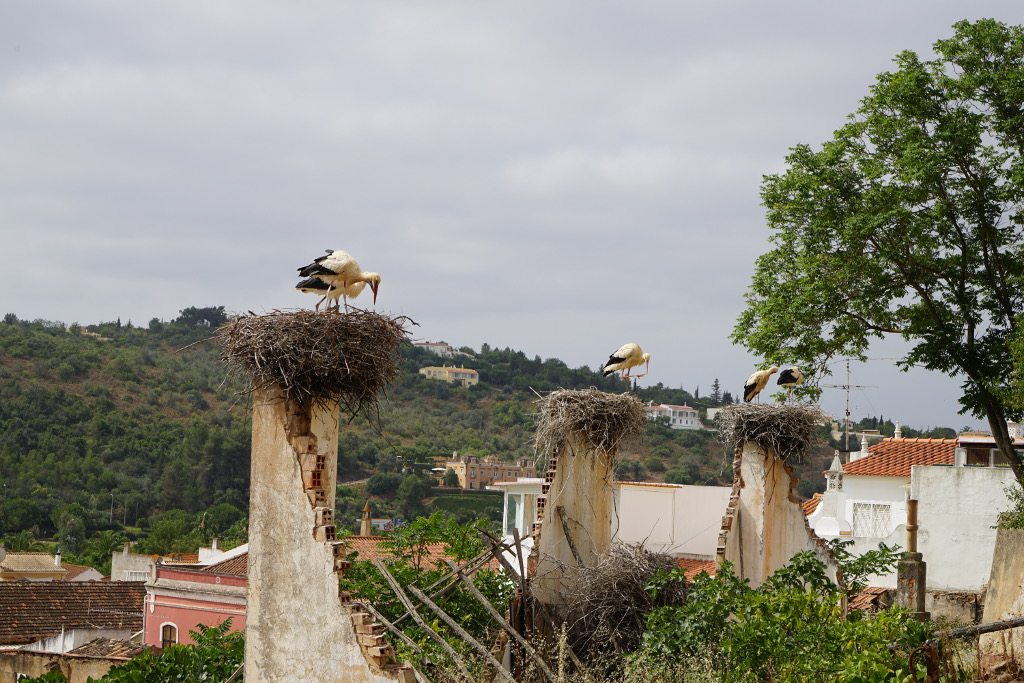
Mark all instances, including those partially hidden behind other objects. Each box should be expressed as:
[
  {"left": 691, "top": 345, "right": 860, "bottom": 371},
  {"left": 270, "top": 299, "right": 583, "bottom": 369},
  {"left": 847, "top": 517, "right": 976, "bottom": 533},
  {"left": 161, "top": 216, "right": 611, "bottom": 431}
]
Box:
[
  {"left": 505, "top": 495, "right": 519, "bottom": 535},
  {"left": 852, "top": 502, "right": 891, "bottom": 538},
  {"left": 965, "top": 447, "right": 991, "bottom": 467},
  {"left": 161, "top": 623, "right": 178, "bottom": 648}
]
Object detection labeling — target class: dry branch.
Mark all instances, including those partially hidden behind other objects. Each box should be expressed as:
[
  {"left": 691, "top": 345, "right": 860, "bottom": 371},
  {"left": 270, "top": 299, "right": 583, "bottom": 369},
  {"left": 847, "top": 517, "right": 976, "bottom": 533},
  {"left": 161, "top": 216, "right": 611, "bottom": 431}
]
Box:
[
  {"left": 560, "top": 542, "right": 687, "bottom": 657},
  {"left": 715, "top": 403, "right": 825, "bottom": 462},
  {"left": 215, "top": 309, "right": 412, "bottom": 418},
  {"left": 534, "top": 389, "right": 646, "bottom": 464}
]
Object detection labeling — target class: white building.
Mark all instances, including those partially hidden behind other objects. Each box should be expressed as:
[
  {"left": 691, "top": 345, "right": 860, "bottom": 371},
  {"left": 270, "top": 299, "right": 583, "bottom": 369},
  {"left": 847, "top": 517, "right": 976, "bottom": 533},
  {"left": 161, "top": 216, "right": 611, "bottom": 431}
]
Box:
[
  {"left": 413, "top": 341, "right": 456, "bottom": 358},
  {"left": 489, "top": 477, "right": 730, "bottom": 575},
  {"left": 647, "top": 403, "right": 702, "bottom": 430},
  {"left": 807, "top": 426, "right": 1022, "bottom": 592}
]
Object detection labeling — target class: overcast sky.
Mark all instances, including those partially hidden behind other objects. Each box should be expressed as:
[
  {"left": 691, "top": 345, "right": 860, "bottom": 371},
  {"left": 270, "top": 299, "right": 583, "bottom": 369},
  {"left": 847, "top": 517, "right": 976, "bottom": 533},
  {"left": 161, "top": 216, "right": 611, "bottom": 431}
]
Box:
[{"left": 1, "top": 2, "right": 1019, "bottom": 431}]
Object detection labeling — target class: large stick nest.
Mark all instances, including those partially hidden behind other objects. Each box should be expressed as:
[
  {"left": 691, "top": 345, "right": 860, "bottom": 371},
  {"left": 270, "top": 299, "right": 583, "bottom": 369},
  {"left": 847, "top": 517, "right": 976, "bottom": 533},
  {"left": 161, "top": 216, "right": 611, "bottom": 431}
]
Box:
[
  {"left": 561, "top": 543, "right": 688, "bottom": 656},
  {"left": 215, "top": 310, "right": 412, "bottom": 416},
  {"left": 715, "top": 404, "right": 825, "bottom": 462},
  {"left": 534, "top": 389, "right": 646, "bottom": 462}
]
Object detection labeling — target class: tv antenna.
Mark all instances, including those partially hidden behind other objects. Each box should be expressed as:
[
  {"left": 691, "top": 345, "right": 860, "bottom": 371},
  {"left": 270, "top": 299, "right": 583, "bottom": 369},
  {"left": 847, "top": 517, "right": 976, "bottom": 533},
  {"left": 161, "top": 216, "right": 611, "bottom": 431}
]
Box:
[{"left": 821, "top": 359, "right": 878, "bottom": 453}]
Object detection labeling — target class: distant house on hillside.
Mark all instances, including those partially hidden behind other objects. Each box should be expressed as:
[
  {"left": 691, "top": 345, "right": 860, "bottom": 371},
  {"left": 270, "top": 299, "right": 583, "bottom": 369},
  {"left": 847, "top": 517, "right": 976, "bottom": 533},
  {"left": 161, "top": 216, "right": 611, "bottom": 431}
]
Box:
[
  {"left": 646, "top": 403, "right": 702, "bottom": 430},
  {"left": 0, "top": 552, "right": 68, "bottom": 581},
  {"left": 419, "top": 365, "right": 479, "bottom": 387},
  {"left": 413, "top": 341, "right": 456, "bottom": 358},
  {"left": 444, "top": 452, "right": 536, "bottom": 490}
]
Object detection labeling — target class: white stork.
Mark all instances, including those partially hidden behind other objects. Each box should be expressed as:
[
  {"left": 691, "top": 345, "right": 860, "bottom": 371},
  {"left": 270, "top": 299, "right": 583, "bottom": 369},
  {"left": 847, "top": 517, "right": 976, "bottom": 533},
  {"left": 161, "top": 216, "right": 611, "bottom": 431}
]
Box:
[
  {"left": 743, "top": 366, "right": 779, "bottom": 403},
  {"left": 776, "top": 366, "right": 805, "bottom": 401},
  {"left": 296, "top": 249, "right": 381, "bottom": 311},
  {"left": 602, "top": 343, "right": 651, "bottom": 379}
]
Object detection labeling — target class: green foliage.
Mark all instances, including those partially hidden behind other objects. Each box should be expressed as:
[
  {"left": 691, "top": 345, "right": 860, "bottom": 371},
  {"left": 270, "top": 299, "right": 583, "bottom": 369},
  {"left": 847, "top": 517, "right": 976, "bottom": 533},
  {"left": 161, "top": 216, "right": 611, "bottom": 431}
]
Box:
[
  {"left": 637, "top": 554, "right": 931, "bottom": 682},
  {"left": 95, "top": 620, "right": 243, "bottom": 682},
  {"left": 733, "top": 19, "right": 1024, "bottom": 481},
  {"left": 997, "top": 483, "right": 1024, "bottom": 529},
  {"left": 826, "top": 539, "right": 902, "bottom": 595},
  {"left": 442, "top": 467, "right": 459, "bottom": 487}
]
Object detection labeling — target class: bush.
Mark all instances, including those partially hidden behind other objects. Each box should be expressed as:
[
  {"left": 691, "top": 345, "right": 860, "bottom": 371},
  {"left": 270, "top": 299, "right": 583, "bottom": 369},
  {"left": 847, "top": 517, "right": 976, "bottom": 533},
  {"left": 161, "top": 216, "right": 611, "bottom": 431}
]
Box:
[{"left": 366, "top": 472, "right": 403, "bottom": 495}]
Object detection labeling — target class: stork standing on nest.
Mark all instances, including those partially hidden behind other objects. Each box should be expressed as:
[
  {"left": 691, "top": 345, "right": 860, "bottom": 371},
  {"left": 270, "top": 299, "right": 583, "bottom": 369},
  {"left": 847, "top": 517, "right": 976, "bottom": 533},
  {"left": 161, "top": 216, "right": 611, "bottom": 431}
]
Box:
[
  {"left": 743, "top": 366, "right": 778, "bottom": 403},
  {"left": 776, "top": 366, "right": 805, "bottom": 402},
  {"left": 602, "top": 343, "right": 651, "bottom": 380},
  {"left": 296, "top": 249, "right": 381, "bottom": 312}
]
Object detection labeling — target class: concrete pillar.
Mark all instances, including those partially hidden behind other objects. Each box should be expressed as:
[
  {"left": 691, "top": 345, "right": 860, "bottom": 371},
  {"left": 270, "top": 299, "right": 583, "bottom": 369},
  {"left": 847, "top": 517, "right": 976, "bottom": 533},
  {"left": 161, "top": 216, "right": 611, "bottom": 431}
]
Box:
[
  {"left": 244, "top": 387, "right": 393, "bottom": 682},
  {"left": 532, "top": 432, "right": 614, "bottom": 607},
  {"left": 896, "top": 498, "right": 929, "bottom": 620}
]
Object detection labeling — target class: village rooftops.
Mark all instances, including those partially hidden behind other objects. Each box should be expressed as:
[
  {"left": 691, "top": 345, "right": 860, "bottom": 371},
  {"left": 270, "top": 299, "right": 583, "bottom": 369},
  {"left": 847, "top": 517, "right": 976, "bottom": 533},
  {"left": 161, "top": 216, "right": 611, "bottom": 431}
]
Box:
[
  {"left": 65, "top": 637, "right": 147, "bottom": 661},
  {"left": 842, "top": 438, "right": 957, "bottom": 478},
  {"left": 0, "top": 581, "right": 145, "bottom": 646},
  {"left": 0, "top": 552, "right": 68, "bottom": 581}
]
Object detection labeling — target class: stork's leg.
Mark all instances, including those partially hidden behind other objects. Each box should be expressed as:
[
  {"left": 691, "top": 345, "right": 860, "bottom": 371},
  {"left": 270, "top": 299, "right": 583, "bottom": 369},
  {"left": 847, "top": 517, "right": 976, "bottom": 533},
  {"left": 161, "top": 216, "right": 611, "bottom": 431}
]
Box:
[
  {"left": 314, "top": 295, "right": 326, "bottom": 312},
  {"left": 323, "top": 282, "right": 335, "bottom": 312}
]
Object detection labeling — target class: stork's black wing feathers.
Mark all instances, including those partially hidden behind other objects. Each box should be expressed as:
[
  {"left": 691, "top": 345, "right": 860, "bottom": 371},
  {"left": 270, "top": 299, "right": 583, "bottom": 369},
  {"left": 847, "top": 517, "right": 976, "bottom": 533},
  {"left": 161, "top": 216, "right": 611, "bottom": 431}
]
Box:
[
  {"left": 601, "top": 354, "right": 627, "bottom": 376},
  {"left": 743, "top": 381, "right": 758, "bottom": 402},
  {"left": 777, "top": 369, "right": 796, "bottom": 385},
  {"left": 296, "top": 277, "right": 331, "bottom": 291},
  {"left": 297, "top": 262, "right": 336, "bottom": 277}
]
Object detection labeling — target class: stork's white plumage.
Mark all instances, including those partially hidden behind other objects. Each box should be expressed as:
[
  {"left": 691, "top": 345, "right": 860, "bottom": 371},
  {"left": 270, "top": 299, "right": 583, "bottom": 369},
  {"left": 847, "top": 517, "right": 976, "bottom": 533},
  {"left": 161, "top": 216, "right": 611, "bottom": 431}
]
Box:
[
  {"left": 602, "top": 342, "right": 651, "bottom": 379},
  {"left": 296, "top": 249, "right": 381, "bottom": 311},
  {"left": 743, "top": 366, "right": 779, "bottom": 403}
]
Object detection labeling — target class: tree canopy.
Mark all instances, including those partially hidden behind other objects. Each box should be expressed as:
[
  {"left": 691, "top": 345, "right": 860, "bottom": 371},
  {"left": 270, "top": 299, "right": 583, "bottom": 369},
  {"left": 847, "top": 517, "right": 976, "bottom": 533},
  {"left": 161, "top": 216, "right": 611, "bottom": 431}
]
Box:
[{"left": 734, "top": 19, "right": 1024, "bottom": 480}]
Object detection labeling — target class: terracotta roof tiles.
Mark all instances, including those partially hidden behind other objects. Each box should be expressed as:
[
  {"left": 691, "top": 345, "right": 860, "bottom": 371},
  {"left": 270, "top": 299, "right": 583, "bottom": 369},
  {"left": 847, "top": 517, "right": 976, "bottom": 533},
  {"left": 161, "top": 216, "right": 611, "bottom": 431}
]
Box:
[
  {"left": 202, "top": 554, "right": 248, "bottom": 577},
  {"left": 801, "top": 493, "right": 823, "bottom": 516},
  {"left": 67, "top": 637, "right": 148, "bottom": 660},
  {"left": 0, "top": 581, "right": 145, "bottom": 646},
  {"left": 675, "top": 557, "right": 717, "bottom": 579},
  {"left": 842, "top": 438, "right": 956, "bottom": 478}
]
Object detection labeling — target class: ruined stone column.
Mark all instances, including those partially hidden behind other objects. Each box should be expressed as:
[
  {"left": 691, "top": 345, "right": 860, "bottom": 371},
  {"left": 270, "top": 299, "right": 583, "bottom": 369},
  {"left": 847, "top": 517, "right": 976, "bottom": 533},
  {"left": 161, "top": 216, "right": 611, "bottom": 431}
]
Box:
[
  {"left": 530, "top": 390, "right": 645, "bottom": 609},
  {"left": 216, "top": 311, "right": 410, "bottom": 683},
  {"left": 715, "top": 405, "right": 841, "bottom": 587},
  {"left": 896, "top": 498, "right": 929, "bottom": 620}
]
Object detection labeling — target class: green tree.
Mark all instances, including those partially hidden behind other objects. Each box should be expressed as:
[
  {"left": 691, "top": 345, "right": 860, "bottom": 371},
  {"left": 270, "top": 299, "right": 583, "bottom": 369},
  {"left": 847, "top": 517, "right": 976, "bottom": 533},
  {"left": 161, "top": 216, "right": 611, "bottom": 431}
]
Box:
[
  {"left": 734, "top": 19, "right": 1024, "bottom": 483},
  {"left": 442, "top": 467, "right": 460, "bottom": 487},
  {"left": 709, "top": 378, "right": 722, "bottom": 406}
]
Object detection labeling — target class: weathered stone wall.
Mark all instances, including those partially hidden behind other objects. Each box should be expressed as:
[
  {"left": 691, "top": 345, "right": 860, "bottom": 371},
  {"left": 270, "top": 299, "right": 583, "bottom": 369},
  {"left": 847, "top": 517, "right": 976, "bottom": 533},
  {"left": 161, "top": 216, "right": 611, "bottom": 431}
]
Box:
[
  {"left": 532, "top": 432, "right": 615, "bottom": 606},
  {"left": 244, "top": 388, "right": 397, "bottom": 683},
  {"left": 979, "top": 528, "right": 1024, "bottom": 669},
  {"left": 718, "top": 441, "right": 839, "bottom": 587},
  {"left": 0, "top": 651, "right": 115, "bottom": 683}
]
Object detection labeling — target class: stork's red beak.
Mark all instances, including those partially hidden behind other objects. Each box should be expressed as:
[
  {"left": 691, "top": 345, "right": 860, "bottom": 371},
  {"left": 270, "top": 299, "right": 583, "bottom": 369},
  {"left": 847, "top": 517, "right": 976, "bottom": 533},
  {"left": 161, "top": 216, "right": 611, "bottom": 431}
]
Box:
[{"left": 371, "top": 282, "right": 379, "bottom": 305}]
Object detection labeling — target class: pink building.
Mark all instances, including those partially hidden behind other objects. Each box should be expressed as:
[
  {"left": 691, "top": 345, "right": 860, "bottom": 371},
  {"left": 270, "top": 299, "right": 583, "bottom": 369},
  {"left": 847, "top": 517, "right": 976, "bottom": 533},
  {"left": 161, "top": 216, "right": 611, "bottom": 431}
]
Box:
[{"left": 142, "top": 553, "right": 247, "bottom": 648}]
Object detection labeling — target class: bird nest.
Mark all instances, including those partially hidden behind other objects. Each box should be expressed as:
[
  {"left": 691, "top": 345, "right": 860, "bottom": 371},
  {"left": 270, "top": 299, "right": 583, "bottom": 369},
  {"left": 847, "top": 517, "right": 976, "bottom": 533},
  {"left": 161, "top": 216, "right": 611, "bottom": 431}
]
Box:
[
  {"left": 561, "top": 543, "right": 687, "bottom": 656},
  {"left": 534, "top": 389, "right": 646, "bottom": 462},
  {"left": 215, "top": 310, "right": 412, "bottom": 417},
  {"left": 715, "top": 403, "right": 825, "bottom": 462}
]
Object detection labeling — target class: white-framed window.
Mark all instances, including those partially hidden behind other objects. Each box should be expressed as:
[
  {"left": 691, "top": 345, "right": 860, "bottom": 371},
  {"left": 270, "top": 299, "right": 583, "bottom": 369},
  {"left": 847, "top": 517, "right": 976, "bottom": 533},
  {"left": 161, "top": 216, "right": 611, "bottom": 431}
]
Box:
[
  {"left": 852, "top": 502, "right": 892, "bottom": 538},
  {"left": 160, "top": 622, "right": 178, "bottom": 648}
]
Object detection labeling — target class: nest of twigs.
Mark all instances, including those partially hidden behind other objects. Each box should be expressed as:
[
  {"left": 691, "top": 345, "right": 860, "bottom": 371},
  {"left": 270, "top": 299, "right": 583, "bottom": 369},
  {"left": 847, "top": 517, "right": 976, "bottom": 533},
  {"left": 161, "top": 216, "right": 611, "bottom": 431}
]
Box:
[
  {"left": 561, "top": 543, "right": 688, "bottom": 656},
  {"left": 715, "top": 403, "right": 824, "bottom": 462},
  {"left": 215, "top": 309, "right": 412, "bottom": 416},
  {"left": 534, "top": 389, "right": 646, "bottom": 463}
]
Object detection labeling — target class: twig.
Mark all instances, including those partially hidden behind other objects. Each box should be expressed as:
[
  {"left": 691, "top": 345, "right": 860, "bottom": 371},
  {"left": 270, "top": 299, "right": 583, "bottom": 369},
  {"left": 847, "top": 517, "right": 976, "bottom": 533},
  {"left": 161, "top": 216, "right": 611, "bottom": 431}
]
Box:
[
  {"left": 408, "top": 585, "right": 516, "bottom": 683},
  {"left": 556, "top": 506, "right": 584, "bottom": 567}
]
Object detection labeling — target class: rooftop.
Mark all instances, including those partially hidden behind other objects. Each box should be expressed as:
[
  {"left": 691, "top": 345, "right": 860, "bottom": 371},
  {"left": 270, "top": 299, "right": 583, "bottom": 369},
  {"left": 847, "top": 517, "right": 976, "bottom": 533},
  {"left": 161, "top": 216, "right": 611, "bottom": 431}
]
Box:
[
  {"left": 676, "top": 557, "right": 717, "bottom": 579},
  {"left": 202, "top": 553, "right": 248, "bottom": 577},
  {"left": 66, "top": 637, "right": 148, "bottom": 661},
  {"left": 0, "top": 552, "right": 67, "bottom": 576},
  {"left": 843, "top": 438, "right": 957, "bottom": 478},
  {"left": 801, "top": 493, "right": 823, "bottom": 516},
  {"left": 0, "top": 581, "right": 145, "bottom": 646}
]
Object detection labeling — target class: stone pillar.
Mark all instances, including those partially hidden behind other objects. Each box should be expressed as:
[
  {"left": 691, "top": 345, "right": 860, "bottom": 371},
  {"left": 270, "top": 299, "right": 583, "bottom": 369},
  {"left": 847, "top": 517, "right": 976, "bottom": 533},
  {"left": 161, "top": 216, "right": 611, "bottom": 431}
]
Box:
[
  {"left": 896, "top": 498, "right": 929, "bottom": 620},
  {"left": 532, "top": 432, "right": 614, "bottom": 607},
  {"left": 244, "top": 387, "right": 395, "bottom": 682}
]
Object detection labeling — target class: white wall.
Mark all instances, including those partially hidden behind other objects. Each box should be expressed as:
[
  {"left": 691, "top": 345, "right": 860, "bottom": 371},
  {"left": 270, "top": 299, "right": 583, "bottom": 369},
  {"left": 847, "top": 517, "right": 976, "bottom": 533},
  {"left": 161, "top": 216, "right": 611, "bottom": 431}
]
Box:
[
  {"left": 912, "top": 465, "right": 1015, "bottom": 591},
  {"left": 841, "top": 475, "right": 909, "bottom": 540},
  {"left": 613, "top": 483, "right": 731, "bottom": 556}
]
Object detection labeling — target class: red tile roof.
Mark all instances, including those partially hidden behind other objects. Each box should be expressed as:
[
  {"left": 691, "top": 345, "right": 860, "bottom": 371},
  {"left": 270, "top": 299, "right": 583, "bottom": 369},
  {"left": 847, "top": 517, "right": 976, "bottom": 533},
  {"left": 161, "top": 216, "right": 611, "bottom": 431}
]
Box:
[
  {"left": 842, "top": 438, "right": 956, "bottom": 478},
  {"left": 67, "top": 637, "right": 148, "bottom": 660},
  {"left": 848, "top": 586, "right": 891, "bottom": 612},
  {"left": 675, "top": 557, "right": 717, "bottom": 579},
  {"left": 801, "top": 493, "right": 823, "bottom": 516},
  {"left": 202, "top": 554, "right": 248, "bottom": 577},
  {"left": 0, "top": 581, "right": 145, "bottom": 646},
  {"left": 62, "top": 562, "right": 102, "bottom": 581}
]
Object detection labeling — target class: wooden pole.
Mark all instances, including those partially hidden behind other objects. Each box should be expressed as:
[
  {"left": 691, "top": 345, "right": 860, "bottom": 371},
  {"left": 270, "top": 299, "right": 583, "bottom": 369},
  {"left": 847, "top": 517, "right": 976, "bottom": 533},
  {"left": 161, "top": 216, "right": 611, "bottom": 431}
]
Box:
[
  {"left": 445, "top": 560, "right": 557, "bottom": 683},
  {"left": 408, "top": 585, "right": 516, "bottom": 683},
  {"left": 373, "top": 560, "right": 471, "bottom": 680}
]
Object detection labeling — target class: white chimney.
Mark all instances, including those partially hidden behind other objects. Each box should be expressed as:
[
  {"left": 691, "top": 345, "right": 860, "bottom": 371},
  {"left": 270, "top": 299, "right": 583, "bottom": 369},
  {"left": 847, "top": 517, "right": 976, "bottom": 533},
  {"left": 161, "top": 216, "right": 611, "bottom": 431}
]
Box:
[
  {"left": 1009, "top": 421, "right": 1020, "bottom": 440},
  {"left": 54, "top": 550, "right": 61, "bottom": 567},
  {"left": 860, "top": 435, "right": 871, "bottom": 459},
  {"left": 894, "top": 422, "right": 902, "bottom": 439}
]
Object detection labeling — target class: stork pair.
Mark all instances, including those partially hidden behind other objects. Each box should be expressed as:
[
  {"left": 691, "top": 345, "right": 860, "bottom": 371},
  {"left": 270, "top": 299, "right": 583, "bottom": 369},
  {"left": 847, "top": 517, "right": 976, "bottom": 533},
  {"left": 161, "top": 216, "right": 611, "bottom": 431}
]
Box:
[
  {"left": 295, "top": 249, "right": 381, "bottom": 312},
  {"left": 743, "top": 366, "right": 804, "bottom": 403}
]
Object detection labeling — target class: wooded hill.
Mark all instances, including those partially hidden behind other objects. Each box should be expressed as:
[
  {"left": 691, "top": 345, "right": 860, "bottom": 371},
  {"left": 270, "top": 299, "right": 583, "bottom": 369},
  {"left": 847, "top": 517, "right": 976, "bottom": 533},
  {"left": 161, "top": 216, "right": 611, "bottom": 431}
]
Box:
[{"left": 0, "top": 308, "right": 952, "bottom": 559}]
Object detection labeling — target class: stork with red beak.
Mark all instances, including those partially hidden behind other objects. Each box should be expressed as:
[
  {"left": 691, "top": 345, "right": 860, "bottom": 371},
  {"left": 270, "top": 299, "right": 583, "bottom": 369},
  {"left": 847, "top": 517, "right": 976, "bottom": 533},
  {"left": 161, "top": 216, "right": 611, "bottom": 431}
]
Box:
[
  {"left": 602, "top": 342, "right": 651, "bottom": 379},
  {"left": 296, "top": 249, "right": 381, "bottom": 311}
]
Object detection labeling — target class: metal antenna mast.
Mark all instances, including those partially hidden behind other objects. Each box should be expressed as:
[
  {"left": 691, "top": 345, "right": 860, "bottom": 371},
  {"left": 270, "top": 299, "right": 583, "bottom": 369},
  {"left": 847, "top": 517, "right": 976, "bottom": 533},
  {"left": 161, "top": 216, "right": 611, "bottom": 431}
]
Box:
[{"left": 821, "top": 359, "right": 878, "bottom": 453}]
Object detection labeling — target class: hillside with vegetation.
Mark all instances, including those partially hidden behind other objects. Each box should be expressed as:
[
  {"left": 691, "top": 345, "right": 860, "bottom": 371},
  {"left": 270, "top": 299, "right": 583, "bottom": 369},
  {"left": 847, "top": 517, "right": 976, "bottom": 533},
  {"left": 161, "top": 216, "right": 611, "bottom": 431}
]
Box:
[{"left": 0, "top": 308, "right": 953, "bottom": 569}]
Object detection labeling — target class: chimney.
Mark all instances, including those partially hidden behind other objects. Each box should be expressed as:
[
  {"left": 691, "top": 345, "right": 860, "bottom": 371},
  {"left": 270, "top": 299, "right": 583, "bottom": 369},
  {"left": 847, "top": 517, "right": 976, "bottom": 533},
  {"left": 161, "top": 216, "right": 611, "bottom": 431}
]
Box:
[
  {"left": 212, "top": 538, "right": 219, "bottom": 551},
  {"left": 894, "top": 422, "right": 903, "bottom": 439},
  {"left": 55, "top": 550, "right": 61, "bottom": 568},
  {"left": 360, "top": 500, "right": 373, "bottom": 537}
]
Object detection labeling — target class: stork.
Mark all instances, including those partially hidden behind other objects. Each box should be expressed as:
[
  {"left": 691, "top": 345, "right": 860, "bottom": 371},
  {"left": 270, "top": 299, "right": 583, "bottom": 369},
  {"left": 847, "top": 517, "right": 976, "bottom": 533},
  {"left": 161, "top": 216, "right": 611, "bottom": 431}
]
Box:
[
  {"left": 296, "top": 249, "right": 381, "bottom": 311},
  {"left": 295, "top": 276, "right": 341, "bottom": 312},
  {"left": 602, "top": 343, "right": 651, "bottom": 380},
  {"left": 776, "top": 366, "right": 805, "bottom": 401},
  {"left": 743, "top": 366, "right": 779, "bottom": 403}
]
